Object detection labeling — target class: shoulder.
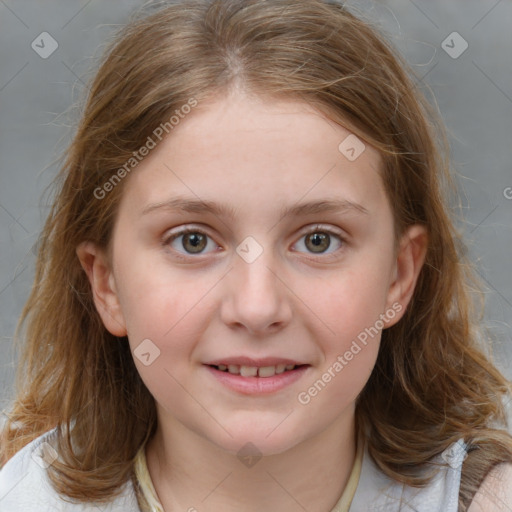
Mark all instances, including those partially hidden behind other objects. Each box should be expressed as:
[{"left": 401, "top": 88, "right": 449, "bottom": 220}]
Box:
[
  {"left": 0, "top": 428, "right": 139, "bottom": 511},
  {"left": 351, "top": 436, "right": 467, "bottom": 512},
  {"left": 0, "top": 428, "right": 63, "bottom": 510},
  {"left": 468, "top": 462, "right": 512, "bottom": 512}
]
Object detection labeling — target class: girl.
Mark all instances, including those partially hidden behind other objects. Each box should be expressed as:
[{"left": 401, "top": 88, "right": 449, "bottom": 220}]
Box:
[{"left": 1, "top": 0, "right": 511, "bottom": 510}]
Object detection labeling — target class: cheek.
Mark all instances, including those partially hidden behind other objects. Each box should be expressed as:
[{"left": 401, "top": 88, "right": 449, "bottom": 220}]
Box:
[
  {"left": 321, "top": 268, "right": 391, "bottom": 337},
  {"left": 314, "top": 262, "right": 391, "bottom": 376},
  {"left": 112, "top": 250, "right": 220, "bottom": 396},
  {"left": 322, "top": 298, "right": 382, "bottom": 385},
  {"left": 114, "top": 247, "right": 208, "bottom": 337},
  {"left": 118, "top": 268, "right": 213, "bottom": 409},
  {"left": 302, "top": 285, "right": 383, "bottom": 411}
]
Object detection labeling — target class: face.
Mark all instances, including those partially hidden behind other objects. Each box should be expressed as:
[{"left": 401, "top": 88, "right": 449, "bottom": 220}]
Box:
[{"left": 79, "top": 91, "right": 426, "bottom": 456}]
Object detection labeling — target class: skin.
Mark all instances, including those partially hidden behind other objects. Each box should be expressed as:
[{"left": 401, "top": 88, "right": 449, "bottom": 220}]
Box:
[
  {"left": 468, "top": 463, "right": 512, "bottom": 511},
  {"left": 77, "top": 90, "right": 428, "bottom": 512}
]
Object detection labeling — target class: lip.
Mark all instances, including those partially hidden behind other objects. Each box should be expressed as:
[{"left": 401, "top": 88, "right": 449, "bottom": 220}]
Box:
[
  {"left": 204, "top": 356, "right": 305, "bottom": 367},
  {"left": 204, "top": 364, "right": 310, "bottom": 395}
]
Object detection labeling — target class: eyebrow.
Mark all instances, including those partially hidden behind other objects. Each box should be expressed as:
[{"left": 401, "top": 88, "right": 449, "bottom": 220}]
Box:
[{"left": 141, "top": 197, "right": 369, "bottom": 219}]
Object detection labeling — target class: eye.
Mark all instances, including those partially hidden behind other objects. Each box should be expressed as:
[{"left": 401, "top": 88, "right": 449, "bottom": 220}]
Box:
[
  {"left": 164, "top": 228, "right": 218, "bottom": 256},
  {"left": 292, "top": 225, "right": 345, "bottom": 257},
  {"left": 163, "top": 224, "right": 346, "bottom": 260}
]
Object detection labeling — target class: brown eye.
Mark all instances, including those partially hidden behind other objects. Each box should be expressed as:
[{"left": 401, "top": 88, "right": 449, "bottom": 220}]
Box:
[
  {"left": 181, "top": 232, "right": 207, "bottom": 253},
  {"left": 293, "top": 226, "right": 345, "bottom": 258},
  {"left": 165, "top": 229, "right": 216, "bottom": 256},
  {"left": 305, "top": 232, "right": 331, "bottom": 253}
]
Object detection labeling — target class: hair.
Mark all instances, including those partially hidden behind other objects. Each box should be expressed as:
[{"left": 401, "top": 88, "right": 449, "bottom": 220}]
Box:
[{"left": 1, "top": 0, "right": 511, "bottom": 510}]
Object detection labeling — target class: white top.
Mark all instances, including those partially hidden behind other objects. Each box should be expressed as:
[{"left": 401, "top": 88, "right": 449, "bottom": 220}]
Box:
[
  {"left": 0, "top": 427, "right": 467, "bottom": 511},
  {"left": 349, "top": 437, "right": 466, "bottom": 511}
]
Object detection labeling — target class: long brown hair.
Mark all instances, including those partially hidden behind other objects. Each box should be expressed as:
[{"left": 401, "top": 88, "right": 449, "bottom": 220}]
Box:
[{"left": 2, "top": 1, "right": 511, "bottom": 510}]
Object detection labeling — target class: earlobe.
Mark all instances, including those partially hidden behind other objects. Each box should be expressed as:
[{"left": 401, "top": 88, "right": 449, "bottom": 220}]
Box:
[
  {"left": 76, "top": 241, "right": 127, "bottom": 337},
  {"left": 385, "top": 224, "right": 428, "bottom": 327}
]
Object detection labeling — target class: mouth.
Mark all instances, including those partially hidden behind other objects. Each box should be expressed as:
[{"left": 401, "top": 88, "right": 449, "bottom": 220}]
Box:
[
  {"left": 203, "top": 359, "right": 311, "bottom": 394},
  {"left": 206, "top": 363, "right": 308, "bottom": 378}
]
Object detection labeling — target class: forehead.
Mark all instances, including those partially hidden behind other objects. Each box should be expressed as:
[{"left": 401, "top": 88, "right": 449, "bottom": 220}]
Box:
[{"left": 117, "top": 92, "right": 388, "bottom": 220}]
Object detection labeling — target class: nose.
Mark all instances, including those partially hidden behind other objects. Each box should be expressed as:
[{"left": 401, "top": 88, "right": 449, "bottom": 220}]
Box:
[{"left": 220, "top": 246, "right": 293, "bottom": 336}]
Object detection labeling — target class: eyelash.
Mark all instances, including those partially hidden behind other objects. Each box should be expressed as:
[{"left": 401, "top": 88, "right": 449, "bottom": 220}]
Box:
[{"left": 162, "top": 224, "right": 347, "bottom": 261}]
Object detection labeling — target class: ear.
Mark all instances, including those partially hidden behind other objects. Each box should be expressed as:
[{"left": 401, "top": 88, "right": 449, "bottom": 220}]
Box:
[
  {"left": 384, "top": 224, "right": 428, "bottom": 328},
  {"left": 76, "top": 241, "right": 127, "bottom": 337}
]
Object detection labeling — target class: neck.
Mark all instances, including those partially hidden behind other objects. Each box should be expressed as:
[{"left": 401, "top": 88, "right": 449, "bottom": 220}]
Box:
[{"left": 145, "top": 409, "right": 357, "bottom": 512}]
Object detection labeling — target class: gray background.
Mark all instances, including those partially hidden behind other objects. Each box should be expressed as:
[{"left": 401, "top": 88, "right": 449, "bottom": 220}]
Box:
[{"left": 1, "top": 0, "right": 511, "bottom": 420}]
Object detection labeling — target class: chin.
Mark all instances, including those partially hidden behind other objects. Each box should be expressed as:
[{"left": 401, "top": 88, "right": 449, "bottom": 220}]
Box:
[{"left": 207, "top": 420, "right": 308, "bottom": 458}]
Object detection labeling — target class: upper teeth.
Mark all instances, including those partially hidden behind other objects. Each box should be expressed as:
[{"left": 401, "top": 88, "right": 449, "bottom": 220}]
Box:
[{"left": 216, "top": 364, "right": 296, "bottom": 377}]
